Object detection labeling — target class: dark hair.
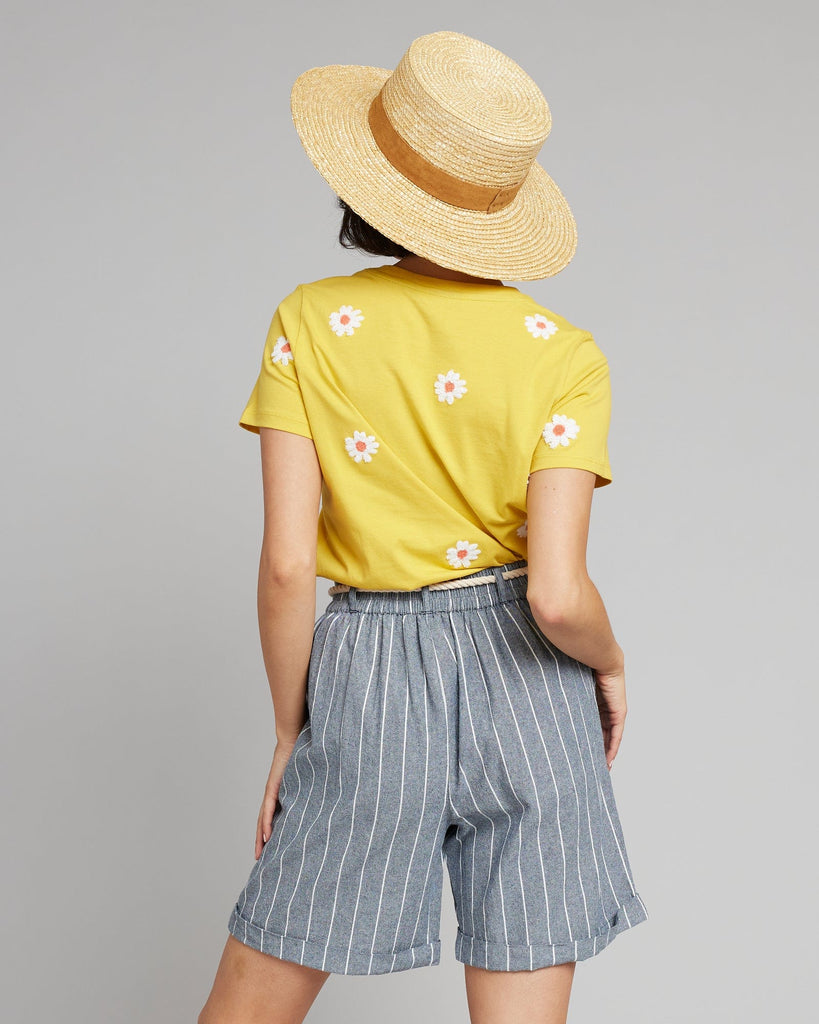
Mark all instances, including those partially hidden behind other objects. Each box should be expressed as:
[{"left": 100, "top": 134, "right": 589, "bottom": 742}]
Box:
[{"left": 336, "top": 196, "right": 413, "bottom": 258}]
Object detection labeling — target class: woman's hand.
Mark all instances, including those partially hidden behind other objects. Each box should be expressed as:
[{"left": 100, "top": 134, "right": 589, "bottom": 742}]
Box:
[
  {"left": 254, "top": 739, "right": 298, "bottom": 860},
  {"left": 593, "top": 664, "right": 627, "bottom": 771}
]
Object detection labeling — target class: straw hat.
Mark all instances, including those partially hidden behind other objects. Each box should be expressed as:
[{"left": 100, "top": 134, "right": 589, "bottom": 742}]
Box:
[{"left": 289, "top": 31, "right": 578, "bottom": 282}]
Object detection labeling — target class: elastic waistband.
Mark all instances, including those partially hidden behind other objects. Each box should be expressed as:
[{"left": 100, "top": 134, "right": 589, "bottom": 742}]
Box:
[{"left": 326, "top": 559, "right": 529, "bottom": 614}]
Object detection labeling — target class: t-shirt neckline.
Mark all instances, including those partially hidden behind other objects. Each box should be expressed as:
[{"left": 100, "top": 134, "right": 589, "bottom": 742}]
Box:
[{"left": 356, "top": 262, "right": 522, "bottom": 299}]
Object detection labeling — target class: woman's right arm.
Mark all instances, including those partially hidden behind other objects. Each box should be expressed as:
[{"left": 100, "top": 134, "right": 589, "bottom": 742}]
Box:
[{"left": 525, "top": 466, "right": 626, "bottom": 766}]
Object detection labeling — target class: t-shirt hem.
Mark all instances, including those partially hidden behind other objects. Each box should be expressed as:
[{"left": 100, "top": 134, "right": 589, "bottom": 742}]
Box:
[
  {"left": 239, "top": 413, "right": 313, "bottom": 439},
  {"left": 529, "top": 457, "right": 613, "bottom": 486}
]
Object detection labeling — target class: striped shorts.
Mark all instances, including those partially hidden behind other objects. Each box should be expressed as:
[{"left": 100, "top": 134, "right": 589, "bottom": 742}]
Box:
[{"left": 227, "top": 558, "right": 648, "bottom": 975}]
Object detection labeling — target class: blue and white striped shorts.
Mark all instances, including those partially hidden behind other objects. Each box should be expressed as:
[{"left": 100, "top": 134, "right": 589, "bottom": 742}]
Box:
[{"left": 227, "top": 558, "right": 648, "bottom": 975}]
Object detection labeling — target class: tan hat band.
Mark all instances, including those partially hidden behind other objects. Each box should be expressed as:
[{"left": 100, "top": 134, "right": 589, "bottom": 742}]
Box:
[{"left": 367, "top": 89, "right": 524, "bottom": 214}]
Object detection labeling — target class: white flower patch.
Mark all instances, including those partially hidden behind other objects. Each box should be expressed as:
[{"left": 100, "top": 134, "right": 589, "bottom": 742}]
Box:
[
  {"left": 344, "top": 430, "right": 379, "bottom": 463},
  {"left": 271, "top": 335, "right": 294, "bottom": 366},
  {"left": 542, "top": 414, "right": 580, "bottom": 448},
  {"left": 525, "top": 313, "right": 558, "bottom": 338},
  {"left": 434, "top": 369, "right": 468, "bottom": 404},
  {"left": 329, "top": 304, "right": 365, "bottom": 336},
  {"left": 516, "top": 520, "right": 528, "bottom": 538},
  {"left": 446, "top": 540, "right": 481, "bottom": 568}
]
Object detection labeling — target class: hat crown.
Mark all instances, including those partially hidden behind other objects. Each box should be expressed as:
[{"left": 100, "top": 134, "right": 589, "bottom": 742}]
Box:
[{"left": 381, "top": 32, "right": 552, "bottom": 190}]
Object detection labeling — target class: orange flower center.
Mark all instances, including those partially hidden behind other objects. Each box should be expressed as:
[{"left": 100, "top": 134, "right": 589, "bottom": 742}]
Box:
[
  {"left": 553, "top": 424, "right": 565, "bottom": 435},
  {"left": 445, "top": 381, "right": 454, "bottom": 391},
  {"left": 340, "top": 314, "right": 350, "bottom": 325},
  {"left": 282, "top": 342, "right": 291, "bottom": 352},
  {"left": 457, "top": 548, "right": 467, "bottom": 558},
  {"left": 355, "top": 440, "right": 366, "bottom": 451}
]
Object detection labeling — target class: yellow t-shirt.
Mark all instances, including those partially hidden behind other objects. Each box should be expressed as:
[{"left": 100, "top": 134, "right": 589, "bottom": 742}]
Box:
[{"left": 239, "top": 262, "right": 613, "bottom": 590}]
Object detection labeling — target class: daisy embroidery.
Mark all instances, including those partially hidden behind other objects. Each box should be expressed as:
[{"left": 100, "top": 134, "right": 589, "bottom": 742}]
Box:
[
  {"left": 270, "top": 335, "right": 293, "bottom": 367},
  {"left": 516, "top": 520, "right": 528, "bottom": 538},
  {"left": 525, "top": 313, "right": 559, "bottom": 339},
  {"left": 344, "top": 430, "right": 379, "bottom": 463},
  {"left": 329, "top": 305, "right": 365, "bottom": 336},
  {"left": 446, "top": 540, "right": 481, "bottom": 568},
  {"left": 542, "top": 414, "right": 580, "bottom": 448},
  {"left": 434, "top": 370, "right": 468, "bottom": 404}
]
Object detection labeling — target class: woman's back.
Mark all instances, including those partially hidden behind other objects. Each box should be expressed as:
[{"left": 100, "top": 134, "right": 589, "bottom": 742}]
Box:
[
  {"left": 239, "top": 261, "right": 614, "bottom": 590},
  {"left": 200, "top": 31, "right": 648, "bottom": 1024}
]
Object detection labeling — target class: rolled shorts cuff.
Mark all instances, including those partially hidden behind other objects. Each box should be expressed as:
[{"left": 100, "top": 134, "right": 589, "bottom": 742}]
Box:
[
  {"left": 228, "top": 906, "right": 441, "bottom": 975},
  {"left": 454, "top": 891, "right": 649, "bottom": 971}
]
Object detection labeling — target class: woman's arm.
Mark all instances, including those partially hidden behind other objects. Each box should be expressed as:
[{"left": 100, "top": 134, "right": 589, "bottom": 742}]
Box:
[
  {"left": 525, "top": 466, "right": 623, "bottom": 676},
  {"left": 257, "top": 426, "right": 322, "bottom": 745}
]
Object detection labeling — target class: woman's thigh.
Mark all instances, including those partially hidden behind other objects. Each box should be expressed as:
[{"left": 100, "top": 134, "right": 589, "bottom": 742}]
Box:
[
  {"left": 198, "top": 933, "right": 330, "bottom": 1024},
  {"left": 464, "top": 960, "right": 576, "bottom": 1024}
]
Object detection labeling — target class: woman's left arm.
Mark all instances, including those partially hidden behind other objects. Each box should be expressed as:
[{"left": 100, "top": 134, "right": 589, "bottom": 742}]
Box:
[{"left": 256, "top": 426, "right": 322, "bottom": 747}]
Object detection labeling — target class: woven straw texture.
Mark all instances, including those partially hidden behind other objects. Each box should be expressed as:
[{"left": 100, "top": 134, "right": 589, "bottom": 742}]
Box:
[{"left": 290, "top": 31, "right": 578, "bottom": 281}]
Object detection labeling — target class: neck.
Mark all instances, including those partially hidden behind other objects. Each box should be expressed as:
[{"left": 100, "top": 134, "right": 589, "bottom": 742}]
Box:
[{"left": 393, "top": 255, "right": 503, "bottom": 286}]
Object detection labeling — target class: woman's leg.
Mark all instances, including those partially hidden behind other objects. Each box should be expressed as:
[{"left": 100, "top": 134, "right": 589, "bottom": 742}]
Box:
[
  {"left": 464, "top": 961, "right": 576, "bottom": 1024},
  {"left": 198, "top": 934, "right": 331, "bottom": 1024}
]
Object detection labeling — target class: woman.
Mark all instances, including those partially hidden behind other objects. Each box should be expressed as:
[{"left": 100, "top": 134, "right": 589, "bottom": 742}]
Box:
[{"left": 199, "top": 30, "right": 648, "bottom": 1024}]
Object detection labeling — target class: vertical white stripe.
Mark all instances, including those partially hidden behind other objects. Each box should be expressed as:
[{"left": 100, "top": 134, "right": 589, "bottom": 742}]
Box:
[
  {"left": 518, "top": 603, "right": 632, "bottom": 902},
  {"left": 390, "top": 615, "right": 432, "bottom": 966},
  {"left": 505, "top": 603, "right": 607, "bottom": 922},
  {"left": 594, "top": 763, "right": 638, "bottom": 892},
  {"left": 576, "top": 660, "right": 639, "bottom": 894},
  {"left": 345, "top": 617, "right": 396, "bottom": 972},
  {"left": 454, "top": 829, "right": 467, "bottom": 934},
  {"left": 301, "top": 610, "right": 369, "bottom": 971},
  {"left": 243, "top": 612, "right": 341, "bottom": 928},
  {"left": 263, "top": 733, "right": 307, "bottom": 929},
  {"left": 243, "top": 771, "right": 288, "bottom": 922},
  {"left": 448, "top": 609, "right": 521, "bottom": 951},
  {"left": 369, "top": 649, "right": 411, "bottom": 972},
  {"left": 473, "top": 607, "right": 558, "bottom": 946},
  {"left": 438, "top": 626, "right": 456, "bottom": 663},
  {"left": 456, "top": 773, "right": 493, "bottom": 947},
  {"left": 408, "top": 622, "right": 450, "bottom": 950},
  {"left": 553, "top": 650, "right": 632, "bottom": 899},
  {"left": 491, "top": 603, "right": 593, "bottom": 936},
  {"left": 425, "top": 876, "right": 433, "bottom": 945},
  {"left": 324, "top": 616, "right": 382, "bottom": 960},
  {"left": 280, "top": 613, "right": 345, "bottom": 934},
  {"left": 302, "top": 617, "right": 354, "bottom": 940},
  {"left": 281, "top": 749, "right": 317, "bottom": 936}
]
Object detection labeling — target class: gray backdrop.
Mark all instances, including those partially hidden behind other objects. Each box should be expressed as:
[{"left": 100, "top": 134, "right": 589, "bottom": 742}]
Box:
[{"left": 2, "top": 1, "right": 816, "bottom": 1021}]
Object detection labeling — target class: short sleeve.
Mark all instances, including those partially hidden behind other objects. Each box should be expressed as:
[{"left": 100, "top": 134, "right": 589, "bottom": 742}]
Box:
[
  {"left": 529, "top": 334, "right": 613, "bottom": 487},
  {"left": 238, "top": 286, "right": 313, "bottom": 439}
]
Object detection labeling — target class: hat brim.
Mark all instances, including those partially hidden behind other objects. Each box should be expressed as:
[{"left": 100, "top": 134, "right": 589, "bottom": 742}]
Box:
[{"left": 290, "top": 65, "right": 578, "bottom": 281}]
